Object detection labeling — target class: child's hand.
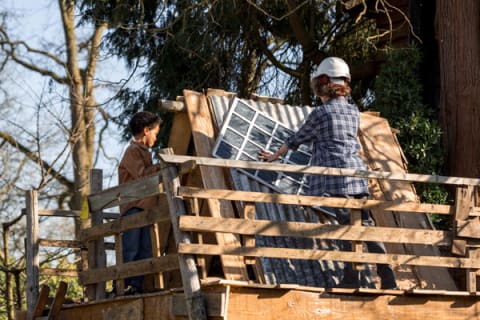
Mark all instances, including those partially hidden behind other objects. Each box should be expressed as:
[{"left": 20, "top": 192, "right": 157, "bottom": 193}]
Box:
[{"left": 258, "top": 150, "right": 277, "bottom": 162}]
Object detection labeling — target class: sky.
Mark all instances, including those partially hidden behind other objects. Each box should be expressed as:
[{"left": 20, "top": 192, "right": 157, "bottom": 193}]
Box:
[
  {"left": 1, "top": 0, "right": 145, "bottom": 188},
  {"left": 0, "top": 1, "right": 145, "bottom": 255}
]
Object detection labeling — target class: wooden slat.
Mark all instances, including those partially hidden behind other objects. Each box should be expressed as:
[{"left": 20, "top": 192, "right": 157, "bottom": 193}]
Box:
[
  {"left": 40, "top": 268, "right": 78, "bottom": 277},
  {"left": 87, "top": 174, "right": 162, "bottom": 212},
  {"left": 114, "top": 233, "right": 125, "bottom": 295},
  {"left": 33, "top": 285, "right": 50, "bottom": 318},
  {"left": 79, "top": 255, "right": 180, "bottom": 285},
  {"left": 178, "top": 243, "right": 480, "bottom": 269},
  {"left": 242, "top": 203, "right": 256, "bottom": 265},
  {"left": 80, "top": 207, "right": 170, "bottom": 241},
  {"left": 47, "top": 281, "right": 67, "bottom": 320},
  {"left": 172, "top": 291, "right": 227, "bottom": 317},
  {"left": 179, "top": 216, "right": 451, "bottom": 245},
  {"left": 183, "top": 90, "right": 248, "bottom": 281},
  {"left": 158, "top": 153, "right": 480, "bottom": 187},
  {"left": 26, "top": 190, "right": 40, "bottom": 319},
  {"left": 38, "top": 239, "right": 84, "bottom": 248},
  {"left": 167, "top": 111, "right": 192, "bottom": 155},
  {"left": 178, "top": 186, "right": 455, "bottom": 215},
  {"left": 159, "top": 147, "right": 207, "bottom": 320}
]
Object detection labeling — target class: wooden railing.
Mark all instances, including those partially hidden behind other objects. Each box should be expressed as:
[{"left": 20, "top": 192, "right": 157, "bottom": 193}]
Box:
[{"left": 24, "top": 150, "right": 480, "bottom": 319}]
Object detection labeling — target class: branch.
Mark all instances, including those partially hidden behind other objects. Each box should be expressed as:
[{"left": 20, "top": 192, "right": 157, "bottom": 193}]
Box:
[
  {"left": 0, "top": 28, "right": 68, "bottom": 84},
  {"left": 0, "top": 131, "right": 74, "bottom": 189}
]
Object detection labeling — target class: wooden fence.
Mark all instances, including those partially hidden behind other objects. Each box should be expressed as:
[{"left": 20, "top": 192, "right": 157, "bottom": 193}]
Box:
[{"left": 24, "top": 150, "right": 480, "bottom": 319}]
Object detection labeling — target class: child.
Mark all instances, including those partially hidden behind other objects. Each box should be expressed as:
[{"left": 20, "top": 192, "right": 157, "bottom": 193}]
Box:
[
  {"left": 259, "top": 57, "right": 397, "bottom": 289},
  {"left": 118, "top": 111, "right": 162, "bottom": 294}
]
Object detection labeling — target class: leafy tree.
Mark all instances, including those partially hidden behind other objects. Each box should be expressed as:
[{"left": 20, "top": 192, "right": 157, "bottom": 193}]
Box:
[{"left": 371, "top": 47, "right": 449, "bottom": 228}]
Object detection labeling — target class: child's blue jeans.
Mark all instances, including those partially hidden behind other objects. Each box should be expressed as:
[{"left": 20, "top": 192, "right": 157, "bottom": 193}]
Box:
[{"left": 122, "top": 207, "right": 152, "bottom": 291}]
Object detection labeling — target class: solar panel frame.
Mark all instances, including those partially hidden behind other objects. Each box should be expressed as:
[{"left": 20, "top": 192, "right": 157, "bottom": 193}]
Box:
[{"left": 212, "top": 98, "right": 312, "bottom": 195}]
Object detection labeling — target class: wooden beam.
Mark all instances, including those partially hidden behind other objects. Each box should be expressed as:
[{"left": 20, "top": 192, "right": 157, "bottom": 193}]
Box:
[
  {"left": 226, "top": 285, "right": 480, "bottom": 320},
  {"left": 158, "top": 153, "right": 480, "bottom": 187},
  {"left": 159, "top": 147, "right": 207, "bottom": 320},
  {"left": 89, "top": 169, "right": 106, "bottom": 300},
  {"left": 87, "top": 174, "right": 162, "bottom": 212},
  {"left": 178, "top": 186, "right": 455, "bottom": 215},
  {"left": 32, "top": 284, "right": 50, "bottom": 319},
  {"left": 158, "top": 99, "right": 185, "bottom": 112},
  {"left": 26, "top": 190, "right": 40, "bottom": 320},
  {"left": 80, "top": 207, "right": 170, "bottom": 241},
  {"left": 179, "top": 216, "right": 451, "bottom": 245},
  {"left": 79, "top": 255, "right": 180, "bottom": 285},
  {"left": 167, "top": 112, "right": 192, "bottom": 155},
  {"left": 38, "top": 239, "right": 84, "bottom": 249},
  {"left": 47, "top": 281, "right": 68, "bottom": 320},
  {"left": 40, "top": 268, "right": 78, "bottom": 277},
  {"left": 183, "top": 90, "right": 248, "bottom": 281},
  {"left": 178, "top": 243, "right": 480, "bottom": 269}
]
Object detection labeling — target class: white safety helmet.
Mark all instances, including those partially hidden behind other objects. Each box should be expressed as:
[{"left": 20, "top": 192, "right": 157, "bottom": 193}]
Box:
[{"left": 311, "top": 57, "right": 351, "bottom": 81}]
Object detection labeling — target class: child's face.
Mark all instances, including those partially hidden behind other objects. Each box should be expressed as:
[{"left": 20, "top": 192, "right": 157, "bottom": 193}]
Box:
[{"left": 144, "top": 124, "right": 160, "bottom": 147}]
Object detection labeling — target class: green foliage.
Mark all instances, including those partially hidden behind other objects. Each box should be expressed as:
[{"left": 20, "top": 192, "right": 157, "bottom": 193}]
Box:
[{"left": 372, "top": 47, "right": 449, "bottom": 229}]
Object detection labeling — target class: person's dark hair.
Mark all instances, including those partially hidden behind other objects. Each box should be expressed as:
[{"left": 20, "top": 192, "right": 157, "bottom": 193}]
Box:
[{"left": 129, "top": 111, "right": 162, "bottom": 135}]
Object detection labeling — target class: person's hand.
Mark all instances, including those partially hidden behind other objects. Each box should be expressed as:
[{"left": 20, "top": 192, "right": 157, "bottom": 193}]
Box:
[{"left": 258, "top": 149, "right": 277, "bottom": 162}]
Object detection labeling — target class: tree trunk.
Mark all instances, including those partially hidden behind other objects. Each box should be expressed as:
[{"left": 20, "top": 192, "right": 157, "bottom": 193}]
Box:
[{"left": 436, "top": 1, "right": 480, "bottom": 187}]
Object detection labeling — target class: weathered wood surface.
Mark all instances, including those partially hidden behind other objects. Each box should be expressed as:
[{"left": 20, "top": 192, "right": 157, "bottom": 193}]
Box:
[
  {"left": 32, "top": 284, "right": 49, "bottom": 319},
  {"left": 80, "top": 207, "right": 170, "bottom": 241},
  {"left": 359, "top": 112, "right": 457, "bottom": 290},
  {"left": 47, "top": 281, "right": 68, "bottom": 320},
  {"left": 79, "top": 255, "right": 179, "bottom": 285},
  {"left": 226, "top": 286, "right": 480, "bottom": 320},
  {"left": 158, "top": 153, "right": 480, "bottom": 187},
  {"left": 26, "top": 190, "right": 40, "bottom": 320},
  {"left": 159, "top": 148, "right": 207, "bottom": 320},
  {"left": 178, "top": 243, "right": 480, "bottom": 269},
  {"left": 50, "top": 283, "right": 480, "bottom": 320},
  {"left": 40, "top": 268, "right": 78, "bottom": 277},
  {"left": 179, "top": 186, "right": 457, "bottom": 215},
  {"left": 87, "top": 174, "right": 163, "bottom": 212},
  {"left": 179, "top": 216, "right": 451, "bottom": 245},
  {"left": 183, "top": 90, "right": 248, "bottom": 281}
]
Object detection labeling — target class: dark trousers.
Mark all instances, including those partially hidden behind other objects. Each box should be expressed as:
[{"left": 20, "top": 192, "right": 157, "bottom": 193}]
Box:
[
  {"left": 334, "top": 196, "right": 397, "bottom": 289},
  {"left": 122, "top": 207, "right": 152, "bottom": 291}
]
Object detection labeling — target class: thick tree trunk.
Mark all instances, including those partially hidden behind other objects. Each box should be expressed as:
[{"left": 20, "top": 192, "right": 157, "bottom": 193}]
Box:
[{"left": 436, "top": 1, "right": 480, "bottom": 186}]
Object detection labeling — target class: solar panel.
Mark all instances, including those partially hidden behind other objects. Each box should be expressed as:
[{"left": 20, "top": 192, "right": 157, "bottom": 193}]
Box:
[{"left": 212, "top": 98, "right": 312, "bottom": 195}]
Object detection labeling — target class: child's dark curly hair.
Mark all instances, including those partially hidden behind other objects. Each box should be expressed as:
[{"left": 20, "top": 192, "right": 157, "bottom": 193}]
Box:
[{"left": 129, "top": 111, "right": 162, "bottom": 135}]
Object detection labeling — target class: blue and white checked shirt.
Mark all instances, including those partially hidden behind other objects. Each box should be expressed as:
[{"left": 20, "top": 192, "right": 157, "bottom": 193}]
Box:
[{"left": 285, "top": 96, "right": 368, "bottom": 196}]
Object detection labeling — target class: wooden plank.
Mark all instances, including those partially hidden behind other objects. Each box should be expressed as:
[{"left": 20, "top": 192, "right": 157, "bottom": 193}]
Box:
[
  {"left": 79, "top": 255, "right": 180, "bottom": 285},
  {"left": 149, "top": 223, "right": 164, "bottom": 290},
  {"left": 89, "top": 169, "right": 106, "bottom": 300},
  {"left": 40, "top": 268, "right": 78, "bottom": 277},
  {"left": 172, "top": 291, "right": 227, "bottom": 317},
  {"left": 87, "top": 174, "right": 162, "bottom": 212},
  {"left": 242, "top": 203, "right": 256, "bottom": 265},
  {"left": 80, "top": 207, "right": 170, "bottom": 241},
  {"left": 47, "top": 281, "right": 67, "bottom": 320},
  {"left": 32, "top": 285, "right": 50, "bottom": 319},
  {"left": 167, "top": 111, "right": 192, "bottom": 155},
  {"left": 159, "top": 148, "right": 207, "bottom": 320},
  {"left": 179, "top": 216, "right": 451, "bottom": 245},
  {"left": 114, "top": 233, "right": 125, "bottom": 295},
  {"left": 103, "top": 299, "right": 143, "bottom": 320},
  {"left": 158, "top": 153, "right": 480, "bottom": 187},
  {"left": 26, "top": 190, "right": 40, "bottom": 320},
  {"left": 226, "top": 285, "right": 480, "bottom": 320},
  {"left": 178, "top": 243, "right": 480, "bottom": 269},
  {"left": 456, "top": 219, "right": 480, "bottom": 238},
  {"left": 38, "top": 239, "right": 84, "bottom": 249},
  {"left": 351, "top": 210, "right": 364, "bottom": 271},
  {"left": 455, "top": 186, "right": 474, "bottom": 220},
  {"left": 178, "top": 186, "right": 455, "bottom": 215},
  {"left": 183, "top": 90, "right": 248, "bottom": 281}
]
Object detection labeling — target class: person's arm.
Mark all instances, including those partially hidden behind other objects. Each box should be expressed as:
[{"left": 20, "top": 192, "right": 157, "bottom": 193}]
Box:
[
  {"left": 122, "top": 148, "right": 160, "bottom": 179},
  {"left": 258, "top": 144, "right": 289, "bottom": 162}
]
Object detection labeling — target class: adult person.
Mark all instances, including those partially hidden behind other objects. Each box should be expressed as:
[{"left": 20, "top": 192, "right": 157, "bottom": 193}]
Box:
[{"left": 258, "top": 57, "right": 397, "bottom": 289}]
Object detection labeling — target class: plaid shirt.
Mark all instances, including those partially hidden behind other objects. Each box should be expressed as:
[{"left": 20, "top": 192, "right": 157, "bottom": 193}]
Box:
[{"left": 285, "top": 96, "right": 368, "bottom": 196}]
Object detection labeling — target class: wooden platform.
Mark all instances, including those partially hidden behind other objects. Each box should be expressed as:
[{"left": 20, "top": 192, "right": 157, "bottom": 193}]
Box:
[{"left": 25, "top": 280, "right": 480, "bottom": 320}]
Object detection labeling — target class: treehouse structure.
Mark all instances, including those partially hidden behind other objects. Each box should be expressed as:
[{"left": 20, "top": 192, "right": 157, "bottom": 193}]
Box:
[{"left": 18, "top": 90, "right": 480, "bottom": 320}]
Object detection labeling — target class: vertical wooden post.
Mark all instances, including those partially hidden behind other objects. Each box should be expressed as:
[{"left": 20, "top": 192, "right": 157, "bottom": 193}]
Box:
[
  {"left": 452, "top": 185, "right": 475, "bottom": 292},
  {"left": 86, "top": 169, "right": 106, "bottom": 300},
  {"left": 159, "top": 148, "right": 206, "bottom": 320},
  {"left": 114, "top": 233, "right": 125, "bottom": 295},
  {"left": 26, "top": 190, "right": 39, "bottom": 320},
  {"left": 351, "top": 209, "right": 364, "bottom": 271}
]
